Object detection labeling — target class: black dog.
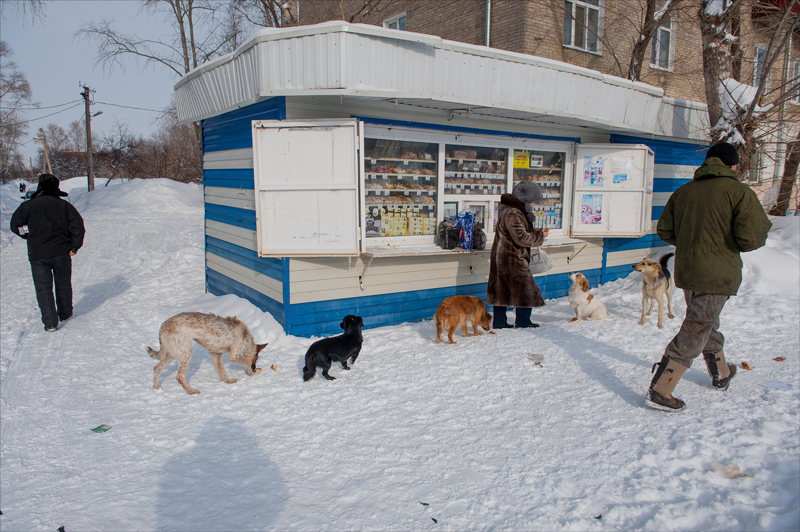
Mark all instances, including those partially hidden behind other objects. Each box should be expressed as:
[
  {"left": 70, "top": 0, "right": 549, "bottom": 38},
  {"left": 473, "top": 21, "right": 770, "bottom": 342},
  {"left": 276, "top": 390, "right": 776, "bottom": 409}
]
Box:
[{"left": 302, "top": 315, "right": 364, "bottom": 381}]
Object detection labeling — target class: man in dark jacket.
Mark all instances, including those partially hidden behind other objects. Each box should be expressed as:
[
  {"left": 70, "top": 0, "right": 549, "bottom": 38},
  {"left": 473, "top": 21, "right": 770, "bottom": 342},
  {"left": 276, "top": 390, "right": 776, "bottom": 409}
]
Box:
[
  {"left": 487, "top": 180, "right": 549, "bottom": 328},
  {"left": 10, "top": 174, "right": 85, "bottom": 332},
  {"left": 646, "top": 142, "right": 771, "bottom": 411}
]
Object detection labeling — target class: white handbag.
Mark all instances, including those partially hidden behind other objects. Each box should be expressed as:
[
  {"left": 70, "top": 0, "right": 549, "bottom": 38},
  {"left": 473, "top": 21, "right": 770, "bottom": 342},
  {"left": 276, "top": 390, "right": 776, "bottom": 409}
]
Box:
[{"left": 529, "top": 247, "right": 553, "bottom": 274}]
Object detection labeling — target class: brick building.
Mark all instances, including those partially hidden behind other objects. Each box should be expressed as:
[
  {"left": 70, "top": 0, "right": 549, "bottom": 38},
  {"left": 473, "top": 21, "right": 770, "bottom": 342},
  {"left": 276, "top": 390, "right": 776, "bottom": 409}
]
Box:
[{"left": 291, "top": 0, "right": 799, "bottom": 209}]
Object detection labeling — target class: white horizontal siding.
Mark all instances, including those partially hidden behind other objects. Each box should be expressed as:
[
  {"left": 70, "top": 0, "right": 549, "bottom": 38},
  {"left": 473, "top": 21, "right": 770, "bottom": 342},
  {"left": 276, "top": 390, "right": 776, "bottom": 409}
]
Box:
[
  {"left": 204, "top": 148, "right": 254, "bottom": 169},
  {"left": 606, "top": 246, "right": 671, "bottom": 268},
  {"left": 206, "top": 219, "right": 257, "bottom": 251},
  {"left": 290, "top": 240, "right": 604, "bottom": 304},
  {"left": 207, "top": 252, "right": 282, "bottom": 302},
  {"left": 205, "top": 187, "right": 256, "bottom": 210}
]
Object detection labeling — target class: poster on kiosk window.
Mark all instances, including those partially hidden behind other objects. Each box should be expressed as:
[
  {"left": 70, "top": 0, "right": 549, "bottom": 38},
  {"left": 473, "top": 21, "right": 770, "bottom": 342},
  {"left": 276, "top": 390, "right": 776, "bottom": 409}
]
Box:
[{"left": 571, "top": 144, "right": 654, "bottom": 238}]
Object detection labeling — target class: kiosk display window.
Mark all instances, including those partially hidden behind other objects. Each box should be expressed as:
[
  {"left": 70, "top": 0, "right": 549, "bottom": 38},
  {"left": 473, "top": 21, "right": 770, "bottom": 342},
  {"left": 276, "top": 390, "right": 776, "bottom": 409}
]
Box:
[{"left": 513, "top": 149, "right": 566, "bottom": 230}]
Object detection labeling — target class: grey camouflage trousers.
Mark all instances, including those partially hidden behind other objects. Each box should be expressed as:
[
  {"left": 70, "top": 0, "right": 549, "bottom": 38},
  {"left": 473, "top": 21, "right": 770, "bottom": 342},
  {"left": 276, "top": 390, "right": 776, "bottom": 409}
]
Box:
[{"left": 664, "top": 290, "right": 730, "bottom": 369}]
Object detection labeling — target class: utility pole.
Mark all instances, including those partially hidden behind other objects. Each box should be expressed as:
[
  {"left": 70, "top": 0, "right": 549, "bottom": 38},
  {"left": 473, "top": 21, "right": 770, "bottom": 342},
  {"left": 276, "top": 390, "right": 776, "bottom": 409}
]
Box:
[
  {"left": 38, "top": 128, "right": 52, "bottom": 174},
  {"left": 81, "top": 85, "right": 95, "bottom": 192}
]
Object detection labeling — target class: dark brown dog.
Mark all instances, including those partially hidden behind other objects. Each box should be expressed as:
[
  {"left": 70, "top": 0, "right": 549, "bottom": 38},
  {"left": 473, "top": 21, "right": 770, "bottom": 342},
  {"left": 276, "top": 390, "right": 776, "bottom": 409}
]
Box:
[{"left": 434, "top": 295, "right": 492, "bottom": 344}]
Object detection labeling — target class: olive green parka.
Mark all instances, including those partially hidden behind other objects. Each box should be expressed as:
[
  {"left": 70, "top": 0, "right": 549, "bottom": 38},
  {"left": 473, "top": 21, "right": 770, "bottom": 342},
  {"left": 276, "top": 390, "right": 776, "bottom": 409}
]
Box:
[{"left": 656, "top": 157, "right": 772, "bottom": 295}]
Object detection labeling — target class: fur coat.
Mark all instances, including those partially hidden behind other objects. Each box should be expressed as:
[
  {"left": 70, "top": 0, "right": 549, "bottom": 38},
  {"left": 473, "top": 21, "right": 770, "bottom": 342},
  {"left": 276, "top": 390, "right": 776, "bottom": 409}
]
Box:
[{"left": 486, "top": 194, "right": 545, "bottom": 308}]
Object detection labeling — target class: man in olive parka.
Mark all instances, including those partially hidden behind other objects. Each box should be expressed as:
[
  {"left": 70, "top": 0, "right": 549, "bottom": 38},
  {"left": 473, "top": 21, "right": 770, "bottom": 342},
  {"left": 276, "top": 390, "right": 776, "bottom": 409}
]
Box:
[{"left": 645, "top": 142, "right": 772, "bottom": 412}]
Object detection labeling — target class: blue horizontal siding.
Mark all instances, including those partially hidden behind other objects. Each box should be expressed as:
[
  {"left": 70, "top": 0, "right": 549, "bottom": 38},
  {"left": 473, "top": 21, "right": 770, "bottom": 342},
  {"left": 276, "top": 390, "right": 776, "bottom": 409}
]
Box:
[
  {"left": 206, "top": 236, "right": 283, "bottom": 281},
  {"left": 610, "top": 134, "right": 708, "bottom": 166},
  {"left": 652, "top": 205, "right": 665, "bottom": 220},
  {"left": 654, "top": 178, "right": 691, "bottom": 192},
  {"left": 202, "top": 97, "right": 286, "bottom": 153},
  {"left": 203, "top": 169, "right": 255, "bottom": 189},
  {"left": 205, "top": 203, "right": 257, "bottom": 231},
  {"left": 604, "top": 233, "right": 670, "bottom": 252},
  {"left": 603, "top": 264, "right": 641, "bottom": 284},
  {"left": 207, "top": 268, "right": 285, "bottom": 324}
]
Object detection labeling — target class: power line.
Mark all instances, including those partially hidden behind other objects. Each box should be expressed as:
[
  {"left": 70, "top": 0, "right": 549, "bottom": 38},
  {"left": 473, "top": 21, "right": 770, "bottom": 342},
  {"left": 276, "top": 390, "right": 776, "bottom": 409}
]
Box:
[
  {"left": 0, "top": 99, "right": 82, "bottom": 111},
  {"left": 3, "top": 103, "right": 84, "bottom": 127},
  {"left": 94, "top": 101, "right": 165, "bottom": 113}
]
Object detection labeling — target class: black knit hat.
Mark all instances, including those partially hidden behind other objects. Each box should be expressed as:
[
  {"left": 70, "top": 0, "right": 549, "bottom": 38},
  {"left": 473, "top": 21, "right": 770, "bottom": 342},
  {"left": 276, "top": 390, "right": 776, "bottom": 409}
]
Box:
[
  {"left": 706, "top": 142, "right": 739, "bottom": 167},
  {"left": 511, "top": 180, "right": 543, "bottom": 204},
  {"left": 33, "top": 173, "right": 68, "bottom": 198}
]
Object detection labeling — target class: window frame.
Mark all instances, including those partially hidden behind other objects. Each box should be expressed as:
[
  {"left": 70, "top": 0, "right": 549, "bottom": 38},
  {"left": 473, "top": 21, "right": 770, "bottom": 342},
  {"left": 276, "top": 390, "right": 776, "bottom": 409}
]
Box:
[
  {"left": 791, "top": 59, "right": 800, "bottom": 105},
  {"left": 383, "top": 12, "right": 407, "bottom": 31},
  {"left": 563, "top": 0, "right": 603, "bottom": 55},
  {"left": 753, "top": 44, "right": 771, "bottom": 91},
  {"left": 649, "top": 12, "right": 675, "bottom": 72}
]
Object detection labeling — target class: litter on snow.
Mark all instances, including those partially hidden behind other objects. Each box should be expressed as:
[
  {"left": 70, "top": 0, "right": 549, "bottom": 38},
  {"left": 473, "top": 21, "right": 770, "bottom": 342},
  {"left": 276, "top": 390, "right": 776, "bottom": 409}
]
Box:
[
  {"left": 706, "top": 462, "right": 752, "bottom": 480},
  {"left": 89, "top": 425, "right": 111, "bottom": 433}
]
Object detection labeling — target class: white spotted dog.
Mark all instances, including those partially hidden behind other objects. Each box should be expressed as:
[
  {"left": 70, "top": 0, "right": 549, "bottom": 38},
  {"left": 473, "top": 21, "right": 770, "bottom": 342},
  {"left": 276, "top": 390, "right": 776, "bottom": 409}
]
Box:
[{"left": 568, "top": 272, "right": 608, "bottom": 323}]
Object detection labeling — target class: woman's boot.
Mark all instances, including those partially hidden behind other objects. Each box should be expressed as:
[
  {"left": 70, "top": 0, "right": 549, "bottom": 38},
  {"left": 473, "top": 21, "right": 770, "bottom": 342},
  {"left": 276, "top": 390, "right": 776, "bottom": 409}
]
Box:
[{"left": 645, "top": 356, "right": 688, "bottom": 412}]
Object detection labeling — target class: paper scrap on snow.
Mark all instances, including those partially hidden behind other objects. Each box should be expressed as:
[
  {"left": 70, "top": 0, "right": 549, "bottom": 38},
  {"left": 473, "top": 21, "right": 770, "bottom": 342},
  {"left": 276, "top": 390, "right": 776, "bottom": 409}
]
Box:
[
  {"left": 760, "top": 380, "right": 794, "bottom": 391},
  {"left": 706, "top": 462, "right": 751, "bottom": 479},
  {"left": 773, "top": 357, "right": 785, "bottom": 362},
  {"left": 90, "top": 424, "right": 111, "bottom": 433},
  {"left": 741, "top": 361, "right": 753, "bottom": 370},
  {"left": 527, "top": 353, "right": 544, "bottom": 367}
]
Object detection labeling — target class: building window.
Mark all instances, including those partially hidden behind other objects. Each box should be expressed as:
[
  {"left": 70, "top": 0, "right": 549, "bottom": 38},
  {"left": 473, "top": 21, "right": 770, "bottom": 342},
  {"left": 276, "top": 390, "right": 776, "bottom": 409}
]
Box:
[
  {"left": 753, "top": 44, "right": 769, "bottom": 89},
  {"left": 384, "top": 13, "right": 407, "bottom": 31},
  {"left": 563, "top": 0, "right": 601, "bottom": 53},
  {"left": 748, "top": 151, "right": 763, "bottom": 184},
  {"left": 791, "top": 60, "right": 800, "bottom": 105},
  {"left": 649, "top": 14, "right": 674, "bottom": 71}
]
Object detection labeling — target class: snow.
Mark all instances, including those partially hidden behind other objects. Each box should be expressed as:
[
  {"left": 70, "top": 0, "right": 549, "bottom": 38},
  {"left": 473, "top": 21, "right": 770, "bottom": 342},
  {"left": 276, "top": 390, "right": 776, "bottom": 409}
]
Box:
[
  {"left": 715, "top": 78, "right": 775, "bottom": 145},
  {"left": 2, "top": 178, "right": 799, "bottom": 531},
  {"left": 704, "top": 0, "right": 726, "bottom": 17}
]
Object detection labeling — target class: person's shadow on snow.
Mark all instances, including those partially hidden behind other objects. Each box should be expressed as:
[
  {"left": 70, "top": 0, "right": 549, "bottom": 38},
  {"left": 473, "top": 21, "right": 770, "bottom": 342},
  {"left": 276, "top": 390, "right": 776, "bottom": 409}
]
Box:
[
  {"left": 156, "top": 417, "right": 286, "bottom": 531},
  {"left": 74, "top": 273, "right": 130, "bottom": 316}
]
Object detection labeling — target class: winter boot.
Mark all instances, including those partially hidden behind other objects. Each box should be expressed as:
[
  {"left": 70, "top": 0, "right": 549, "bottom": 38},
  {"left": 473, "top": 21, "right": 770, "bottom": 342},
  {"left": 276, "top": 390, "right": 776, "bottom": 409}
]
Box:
[
  {"left": 703, "top": 351, "right": 737, "bottom": 391},
  {"left": 645, "top": 356, "right": 688, "bottom": 412}
]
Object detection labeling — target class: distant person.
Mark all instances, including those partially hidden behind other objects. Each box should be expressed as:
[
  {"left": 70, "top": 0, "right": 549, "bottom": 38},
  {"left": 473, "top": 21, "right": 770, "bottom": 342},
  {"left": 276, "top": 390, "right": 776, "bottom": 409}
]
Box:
[
  {"left": 20, "top": 182, "right": 26, "bottom": 193},
  {"left": 487, "top": 180, "right": 549, "bottom": 328},
  {"left": 646, "top": 142, "right": 771, "bottom": 411},
  {"left": 10, "top": 174, "right": 85, "bottom": 332}
]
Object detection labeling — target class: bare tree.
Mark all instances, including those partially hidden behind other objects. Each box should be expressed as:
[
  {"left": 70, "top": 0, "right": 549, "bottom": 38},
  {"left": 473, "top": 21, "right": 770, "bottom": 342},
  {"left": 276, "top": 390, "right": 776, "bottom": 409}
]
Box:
[
  {"left": 231, "top": 0, "right": 297, "bottom": 28},
  {"left": 698, "top": 0, "right": 800, "bottom": 178},
  {"left": 0, "top": 41, "right": 34, "bottom": 181},
  {"left": 96, "top": 121, "right": 144, "bottom": 184},
  {"left": 78, "top": 0, "right": 249, "bottom": 145},
  {"left": 0, "top": 0, "right": 49, "bottom": 24}
]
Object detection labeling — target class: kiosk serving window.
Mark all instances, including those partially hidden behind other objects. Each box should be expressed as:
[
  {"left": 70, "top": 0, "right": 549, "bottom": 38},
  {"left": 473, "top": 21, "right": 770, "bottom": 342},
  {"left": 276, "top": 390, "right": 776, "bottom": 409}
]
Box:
[
  {"left": 251, "top": 119, "right": 654, "bottom": 257},
  {"left": 513, "top": 149, "right": 567, "bottom": 230},
  {"left": 363, "top": 139, "right": 438, "bottom": 238}
]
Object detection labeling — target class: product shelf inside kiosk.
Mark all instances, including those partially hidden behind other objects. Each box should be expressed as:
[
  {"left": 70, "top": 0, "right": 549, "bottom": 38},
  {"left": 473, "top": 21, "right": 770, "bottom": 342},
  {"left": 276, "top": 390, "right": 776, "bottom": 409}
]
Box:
[{"left": 251, "top": 118, "right": 654, "bottom": 259}]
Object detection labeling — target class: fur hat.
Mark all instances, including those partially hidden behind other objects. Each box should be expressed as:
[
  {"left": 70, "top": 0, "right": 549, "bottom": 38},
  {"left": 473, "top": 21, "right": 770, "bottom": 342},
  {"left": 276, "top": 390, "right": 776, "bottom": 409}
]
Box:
[
  {"left": 33, "top": 174, "right": 68, "bottom": 198},
  {"left": 511, "top": 180, "right": 543, "bottom": 204},
  {"left": 706, "top": 142, "right": 739, "bottom": 167}
]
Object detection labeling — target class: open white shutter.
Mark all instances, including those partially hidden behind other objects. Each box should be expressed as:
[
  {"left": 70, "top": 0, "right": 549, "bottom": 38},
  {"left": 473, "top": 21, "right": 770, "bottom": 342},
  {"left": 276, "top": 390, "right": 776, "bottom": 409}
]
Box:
[
  {"left": 570, "top": 144, "right": 654, "bottom": 238},
  {"left": 252, "top": 119, "right": 362, "bottom": 257}
]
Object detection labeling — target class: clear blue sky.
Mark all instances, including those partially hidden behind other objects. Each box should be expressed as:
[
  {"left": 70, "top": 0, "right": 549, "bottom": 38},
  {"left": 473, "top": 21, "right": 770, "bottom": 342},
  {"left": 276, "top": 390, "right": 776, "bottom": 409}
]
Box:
[{"left": 1, "top": 1, "right": 179, "bottom": 162}]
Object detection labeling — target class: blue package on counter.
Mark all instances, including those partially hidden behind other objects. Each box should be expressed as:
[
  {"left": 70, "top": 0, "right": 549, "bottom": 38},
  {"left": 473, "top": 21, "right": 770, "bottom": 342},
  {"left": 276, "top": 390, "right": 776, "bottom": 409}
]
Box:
[{"left": 455, "top": 211, "right": 475, "bottom": 250}]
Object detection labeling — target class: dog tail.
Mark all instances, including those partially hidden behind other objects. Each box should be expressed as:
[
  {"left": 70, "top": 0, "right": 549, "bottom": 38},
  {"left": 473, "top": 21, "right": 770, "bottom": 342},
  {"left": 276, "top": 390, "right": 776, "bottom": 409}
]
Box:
[
  {"left": 146, "top": 345, "right": 162, "bottom": 360},
  {"left": 660, "top": 252, "right": 674, "bottom": 284}
]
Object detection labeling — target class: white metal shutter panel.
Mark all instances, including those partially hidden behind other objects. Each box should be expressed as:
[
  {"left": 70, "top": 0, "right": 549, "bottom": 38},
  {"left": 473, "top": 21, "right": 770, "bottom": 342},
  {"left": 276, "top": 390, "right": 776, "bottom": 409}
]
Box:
[
  {"left": 571, "top": 144, "right": 654, "bottom": 238},
  {"left": 252, "top": 119, "right": 361, "bottom": 257}
]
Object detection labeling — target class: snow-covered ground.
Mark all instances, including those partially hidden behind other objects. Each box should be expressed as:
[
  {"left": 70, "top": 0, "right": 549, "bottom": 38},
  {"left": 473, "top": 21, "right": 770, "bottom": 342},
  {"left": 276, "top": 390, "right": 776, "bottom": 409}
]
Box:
[{"left": 1, "top": 177, "right": 798, "bottom": 531}]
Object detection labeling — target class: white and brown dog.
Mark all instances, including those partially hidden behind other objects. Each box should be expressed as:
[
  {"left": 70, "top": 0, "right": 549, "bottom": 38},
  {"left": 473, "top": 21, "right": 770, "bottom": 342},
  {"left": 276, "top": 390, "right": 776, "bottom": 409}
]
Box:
[
  {"left": 568, "top": 272, "right": 607, "bottom": 323},
  {"left": 632, "top": 252, "right": 675, "bottom": 328},
  {"left": 147, "top": 312, "right": 267, "bottom": 395}
]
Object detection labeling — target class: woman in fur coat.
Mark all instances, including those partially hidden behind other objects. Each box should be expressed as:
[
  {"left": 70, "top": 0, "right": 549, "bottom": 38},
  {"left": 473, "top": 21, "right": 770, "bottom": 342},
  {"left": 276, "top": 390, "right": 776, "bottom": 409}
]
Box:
[{"left": 487, "top": 181, "right": 548, "bottom": 328}]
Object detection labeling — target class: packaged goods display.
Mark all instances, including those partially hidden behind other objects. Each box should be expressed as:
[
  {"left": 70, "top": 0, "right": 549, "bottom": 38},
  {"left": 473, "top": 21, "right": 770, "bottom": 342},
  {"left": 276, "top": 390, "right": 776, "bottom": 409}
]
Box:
[
  {"left": 444, "top": 145, "right": 507, "bottom": 196},
  {"left": 512, "top": 149, "right": 566, "bottom": 229},
  {"left": 364, "top": 139, "right": 438, "bottom": 238}
]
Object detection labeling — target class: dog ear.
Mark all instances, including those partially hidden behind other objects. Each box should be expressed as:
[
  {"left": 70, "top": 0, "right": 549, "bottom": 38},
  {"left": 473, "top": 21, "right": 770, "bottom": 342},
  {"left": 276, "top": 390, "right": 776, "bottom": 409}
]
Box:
[
  {"left": 357, "top": 316, "right": 363, "bottom": 327},
  {"left": 256, "top": 343, "right": 268, "bottom": 353},
  {"left": 340, "top": 320, "right": 346, "bottom": 330},
  {"left": 578, "top": 275, "right": 590, "bottom": 292}
]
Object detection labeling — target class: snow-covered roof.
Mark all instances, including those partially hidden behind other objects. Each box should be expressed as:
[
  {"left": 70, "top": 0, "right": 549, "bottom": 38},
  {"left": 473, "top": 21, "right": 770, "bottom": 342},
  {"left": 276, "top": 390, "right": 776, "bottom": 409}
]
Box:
[{"left": 174, "top": 21, "right": 707, "bottom": 140}]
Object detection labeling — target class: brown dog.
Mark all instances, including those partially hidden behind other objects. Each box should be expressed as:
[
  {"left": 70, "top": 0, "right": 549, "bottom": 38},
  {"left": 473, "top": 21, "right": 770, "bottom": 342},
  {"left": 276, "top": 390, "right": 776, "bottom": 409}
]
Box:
[
  {"left": 632, "top": 252, "right": 675, "bottom": 328},
  {"left": 147, "top": 312, "right": 267, "bottom": 395},
  {"left": 434, "top": 295, "right": 492, "bottom": 344}
]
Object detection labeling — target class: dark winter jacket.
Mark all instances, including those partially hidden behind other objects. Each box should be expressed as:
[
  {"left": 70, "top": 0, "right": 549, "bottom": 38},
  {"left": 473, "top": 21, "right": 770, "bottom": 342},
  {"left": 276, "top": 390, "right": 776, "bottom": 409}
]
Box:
[
  {"left": 656, "top": 157, "right": 771, "bottom": 295},
  {"left": 486, "top": 194, "right": 545, "bottom": 308},
  {"left": 10, "top": 190, "right": 85, "bottom": 261}
]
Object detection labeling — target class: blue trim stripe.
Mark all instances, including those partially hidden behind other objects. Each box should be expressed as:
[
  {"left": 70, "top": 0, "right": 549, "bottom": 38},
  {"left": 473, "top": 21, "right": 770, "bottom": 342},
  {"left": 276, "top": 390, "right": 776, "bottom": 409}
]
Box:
[
  {"left": 203, "top": 97, "right": 286, "bottom": 153},
  {"left": 610, "top": 134, "right": 708, "bottom": 166},
  {"left": 205, "top": 203, "right": 256, "bottom": 231},
  {"left": 652, "top": 205, "right": 665, "bottom": 220},
  {"left": 207, "top": 269, "right": 285, "bottom": 324},
  {"left": 206, "top": 236, "right": 282, "bottom": 281},
  {"left": 203, "top": 168, "right": 255, "bottom": 190},
  {"left": 356, "top": 116, "right": 581, "bottom": 143},
  {"left": 604, "top": 233, "right": 669, "bottom": 252},
  {"left": 654, "top": 178, "right": 691, "bottom": 192},
  {"left": 282, "top": 259, "right": 291, "bottom": 333}
]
